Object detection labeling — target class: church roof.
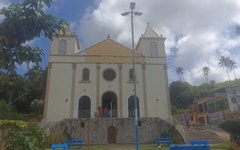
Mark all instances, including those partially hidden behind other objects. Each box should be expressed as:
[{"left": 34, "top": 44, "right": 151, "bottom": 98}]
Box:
[
  {"left": 77, "top": 38, "right": 143, "bottom": 64},
  {"left": 143, "top": 24, "right": 160, "bottom": 38}
]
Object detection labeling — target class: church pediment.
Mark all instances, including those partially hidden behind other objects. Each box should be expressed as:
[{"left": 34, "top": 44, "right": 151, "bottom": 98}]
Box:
[
  {"left": 77, "top": 38, "right": 143, "bottom": 63},
  {"left": 78, "top": 38, "right": 141, "bottom": 57}
]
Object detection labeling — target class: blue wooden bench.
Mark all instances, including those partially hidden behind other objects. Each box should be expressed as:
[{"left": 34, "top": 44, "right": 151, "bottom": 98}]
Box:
[
  {"left": 66, "top": 139, "right": 85, "bottom": 149},
  {"left": 155, "top": 137, "right": 172, "bottom": 146},
  {"left": 51, "top": 143, "right": 68, "bottom": 150},
  {"left": 169, "top": 144, "right": 210, "bottom": 150},
  {"left": 189, "top": 140, "right": 209, "bottom": 145}
]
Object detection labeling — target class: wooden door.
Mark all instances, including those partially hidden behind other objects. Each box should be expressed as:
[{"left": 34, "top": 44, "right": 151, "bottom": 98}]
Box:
[{"left": 108, "top": 126, "right": 116, "bottom": 144}]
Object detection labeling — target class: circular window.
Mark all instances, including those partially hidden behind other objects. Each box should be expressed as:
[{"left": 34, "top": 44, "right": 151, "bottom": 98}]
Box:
[{"left": 103, "top": 69, "right": 116, "bottom": 81}]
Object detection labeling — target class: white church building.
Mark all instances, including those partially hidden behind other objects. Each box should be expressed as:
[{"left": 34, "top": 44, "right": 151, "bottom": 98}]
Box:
[{"left": 43, "top": 25, "right": 172, "bottom": 123}]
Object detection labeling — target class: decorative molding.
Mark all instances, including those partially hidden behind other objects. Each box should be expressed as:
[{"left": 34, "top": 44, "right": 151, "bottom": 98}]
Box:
[
  {"left": 164, "top": 64, "right": 168, "bottom": 70},
  {"left": 142, "top": 66, "right": 148, "bottom": 117},
  {"left": 71, "top": 63, "right": 77, "bottom": 118},
  {"left": 43, "top": 63, "right": 52, "bottom": 121},
  {"left": 72, "top": 63, "right": 76, "bottom": 70},
  {"left": 96, "top": 64, "right": 101, "bottom": 70},
  {"left": 119, "top": 64, "right": 123, "bottom": 117},
  {"left": 164, "top": 64, "right": 172, "bottom": 122},
  {"left": 118, "top": 64, "right": 122, "bottom": 70},
  {"left": 96, "top": 64, "right": 100, "bottom": 108},
  {"left": 79, "top": 80, "right": 91, "bottom": 84},
  {"left": 48, "top": 63, "right": 52, "bottom": 69},
  {"left": 127, "top": 80, "right": 138, "bottom": 84},
  {"left": 142, "top": 64, "right": 146, "bottom": 70}
]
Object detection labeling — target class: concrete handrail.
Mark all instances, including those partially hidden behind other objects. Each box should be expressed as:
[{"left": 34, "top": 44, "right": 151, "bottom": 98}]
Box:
[{"left": 174, "top": 118, "right": 188, "bottom": 143}]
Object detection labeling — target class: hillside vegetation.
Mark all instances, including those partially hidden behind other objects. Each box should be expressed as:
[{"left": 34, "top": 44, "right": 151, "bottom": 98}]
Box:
[{"left": 170, "top": 79, "right": 240, "bottom": 112}]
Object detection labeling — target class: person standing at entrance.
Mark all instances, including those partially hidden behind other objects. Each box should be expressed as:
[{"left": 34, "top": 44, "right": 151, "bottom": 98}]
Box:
[
  {"left": 95, "top": 106, "right": 103, "bottom": 117},
  {"left": 103, "top": 106, "right": 109, "bottom": 117}
]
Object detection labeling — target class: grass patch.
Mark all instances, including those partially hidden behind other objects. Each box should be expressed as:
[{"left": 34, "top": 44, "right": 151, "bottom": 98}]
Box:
[
  {"left": 211, "top": 144, "right": 234, "bottom": 150},
  {"left": 46, "top": 143, "right": 235, "bottom": 150}
]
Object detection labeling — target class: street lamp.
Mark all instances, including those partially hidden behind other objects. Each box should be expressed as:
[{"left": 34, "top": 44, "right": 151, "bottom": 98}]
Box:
[{"left": 121, "top": 2, "right": 142, "bottom": 150}]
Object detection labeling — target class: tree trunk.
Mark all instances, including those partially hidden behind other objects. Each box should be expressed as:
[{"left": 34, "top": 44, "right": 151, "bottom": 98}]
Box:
[
  {"left": 226, "top": 69, "right": 230, "bottom": 82},
  {"left": 233, "top": 69, "right": 237, "bottom": 80}
]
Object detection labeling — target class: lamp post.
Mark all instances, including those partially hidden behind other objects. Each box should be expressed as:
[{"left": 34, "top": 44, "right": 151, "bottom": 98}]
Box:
[{"left": 121, "top": 2, "right": 142, "bottom": 150}]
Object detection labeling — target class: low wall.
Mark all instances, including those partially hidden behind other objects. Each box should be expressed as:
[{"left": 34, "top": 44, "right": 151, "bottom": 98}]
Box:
[{"left": 43, "top": 117, "right": 173, "bottom": 144}]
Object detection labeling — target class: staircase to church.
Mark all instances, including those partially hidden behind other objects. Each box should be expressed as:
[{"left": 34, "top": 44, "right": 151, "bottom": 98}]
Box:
[{"left": 184, "top": 127, "right": 230, "bottom": 144}]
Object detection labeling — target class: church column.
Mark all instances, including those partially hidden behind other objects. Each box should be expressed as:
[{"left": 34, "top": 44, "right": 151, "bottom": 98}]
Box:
[
  {"left": 43, "top": 63, "right": 52, "bottom": 121},
  {"left": 96, "top": 64, "right": 101, "bottom": 108},
  {"left": 164, "top": 64, "right": 172, "bottom": 122},
  {"left": 70, "top": 63, "right": 77, "bottom": 118},
  {"left": 118, "top": 64, "right": 123, "bottom": 117},
  {"left": 142, "top": 64, "right": 148, "bottom": 117}
]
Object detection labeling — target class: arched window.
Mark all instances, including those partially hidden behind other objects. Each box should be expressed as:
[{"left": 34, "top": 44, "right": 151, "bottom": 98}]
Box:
[
  {"left": 82, "top": 68, "right": 89, "bottom": 81},
  {"left": 102, "top": 91, "right": 118, "bottom": 118},
  {"left": 128, "top": 95, "right": 140, "bottom": 118},
  {"left": 129, "top": 69, "right": 136, "bottom": 81},
  {"left": 150, "top": 42, "right": 158, "bottom": 56},
  {"left": 58, "top": 39, "right": 67, "bottom": 55},
  {"left": 78, "top": 96, "right": 91, "bottom": 118}
]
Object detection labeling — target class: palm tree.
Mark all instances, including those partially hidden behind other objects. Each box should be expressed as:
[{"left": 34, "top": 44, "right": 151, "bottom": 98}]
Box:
[
  {"left": 202, "top": 66, "right": 210, "bottom": 83},
  {"left": 175, "top": 67, "right": 184, "bottom": 81},
  {"left": 218, "top": 56, "right": 232, "bottom": 81},
  {"left": 228, "top": 59, "right": 237, "bottom": 80}
]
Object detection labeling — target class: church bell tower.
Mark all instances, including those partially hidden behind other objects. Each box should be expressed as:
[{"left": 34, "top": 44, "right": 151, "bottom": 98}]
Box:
[
  {"left": 135, "top": 24, "right": 166, "bottom": 58},
  {"left": 50, "top": 25, "right": 80, "bottom": 55}
]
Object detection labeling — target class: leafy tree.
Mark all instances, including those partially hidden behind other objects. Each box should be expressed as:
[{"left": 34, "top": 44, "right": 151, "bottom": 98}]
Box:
[
  {"left": 209, "top": 80, "right": 215, "bottom": 88},
  {"left": 0, "top": 0, "right": 64, "bottom": 114},
  {"left": 228, "top": 59, "right": 237, "bottom": 80},
  {"left": 0, "top": 72, "right": 27, "bottom": 108},
  {"left": 169, "top": 81, "right": 194, "bottom": 109},
  {"left": 0, "top": 66, "right": 47, "bottom": 114},
  {"left": 0, "top": 0, "right": 66, "bottom": 71},
  {"left": 219, "top": 119, "right": 240, "bottom": 144},
  {"left": 21, "top": 66, "right": 47, "bottom": 113},
  {"left": 202, "top": 66, "right": 210, "bottom": 83},
  {"left": 218, "top": 56, "right": 235, "bottom": 81},
  {"left": 169, "top": 81, "right": 213, "bottom": 109},
  {"left": 0, "top": 100, "right": 22, "bottom": 120},
  {"left": 175, "top": 67, "right": 184, "bottom": 81},
  {"left": 31, "top": 99, "right": 44, "bottom": 117}
]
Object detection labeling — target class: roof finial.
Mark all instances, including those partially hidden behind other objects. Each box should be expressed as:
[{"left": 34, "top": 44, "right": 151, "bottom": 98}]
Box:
[
  {"left": 147, "top": 22, "right": 150, "bottom": 26},
  {"left": 107, "top": 33, "right": 110, "bottom": 39}
]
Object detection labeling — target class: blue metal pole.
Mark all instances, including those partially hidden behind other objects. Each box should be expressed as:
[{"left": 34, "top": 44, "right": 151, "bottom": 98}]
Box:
[
  {"left": 130, "top": 4, "right": 139, "bottom": 150},
  {"left": 121, "top": 3, "right": 142, "bottom": 150}
]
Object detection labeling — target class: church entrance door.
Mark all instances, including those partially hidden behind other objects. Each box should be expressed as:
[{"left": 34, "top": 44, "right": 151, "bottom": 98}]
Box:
[
  {"left": 78, "top": 96, "right": 91, "bottom": 118},
  {"left": 102, "top": 91, "right": 118, "bottom": 117},
  {"left": 108, "top": 126, "right": 116, "bottom": 144}
]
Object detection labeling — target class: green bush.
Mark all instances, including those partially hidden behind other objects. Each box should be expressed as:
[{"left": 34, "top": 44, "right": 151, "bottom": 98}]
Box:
[
  {"left": 31, "top": 99, "right": 44, "bottom": 116},
  {"left": 160, "top": 126, "right": 183, "bottom": 144},
  {"left": 48, "top": 134, "right": 68, "bottom": 146},
  {"left": 5, "top": 127, "right": 48, "bottom": 150},
  {"left": 219, "top": 119, "right": 240, "bottom": 145},
  {"left": 0, "top": 100, "right": 25, "bottom": 120}
]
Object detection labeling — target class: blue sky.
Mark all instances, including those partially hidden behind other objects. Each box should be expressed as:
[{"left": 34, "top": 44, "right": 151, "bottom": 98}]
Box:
[
  {"left": 30, "top": 0, "right": 97, "bottom": 68},
  {"left": 2, "top": 0, "right": 240, "bottom": 85}
]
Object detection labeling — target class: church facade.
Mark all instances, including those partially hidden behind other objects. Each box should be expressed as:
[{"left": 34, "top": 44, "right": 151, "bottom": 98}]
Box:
[{"left": 43, "top": 25, "right": 172, "bottom": 123}]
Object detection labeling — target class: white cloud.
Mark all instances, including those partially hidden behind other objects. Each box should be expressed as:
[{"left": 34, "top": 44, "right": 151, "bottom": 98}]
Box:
[
  {"left": 0, "top": 0, "right": 9, "bottom": 9},
  {"left": 75, "top": 0, "right": 240, "bottom": 85}
]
